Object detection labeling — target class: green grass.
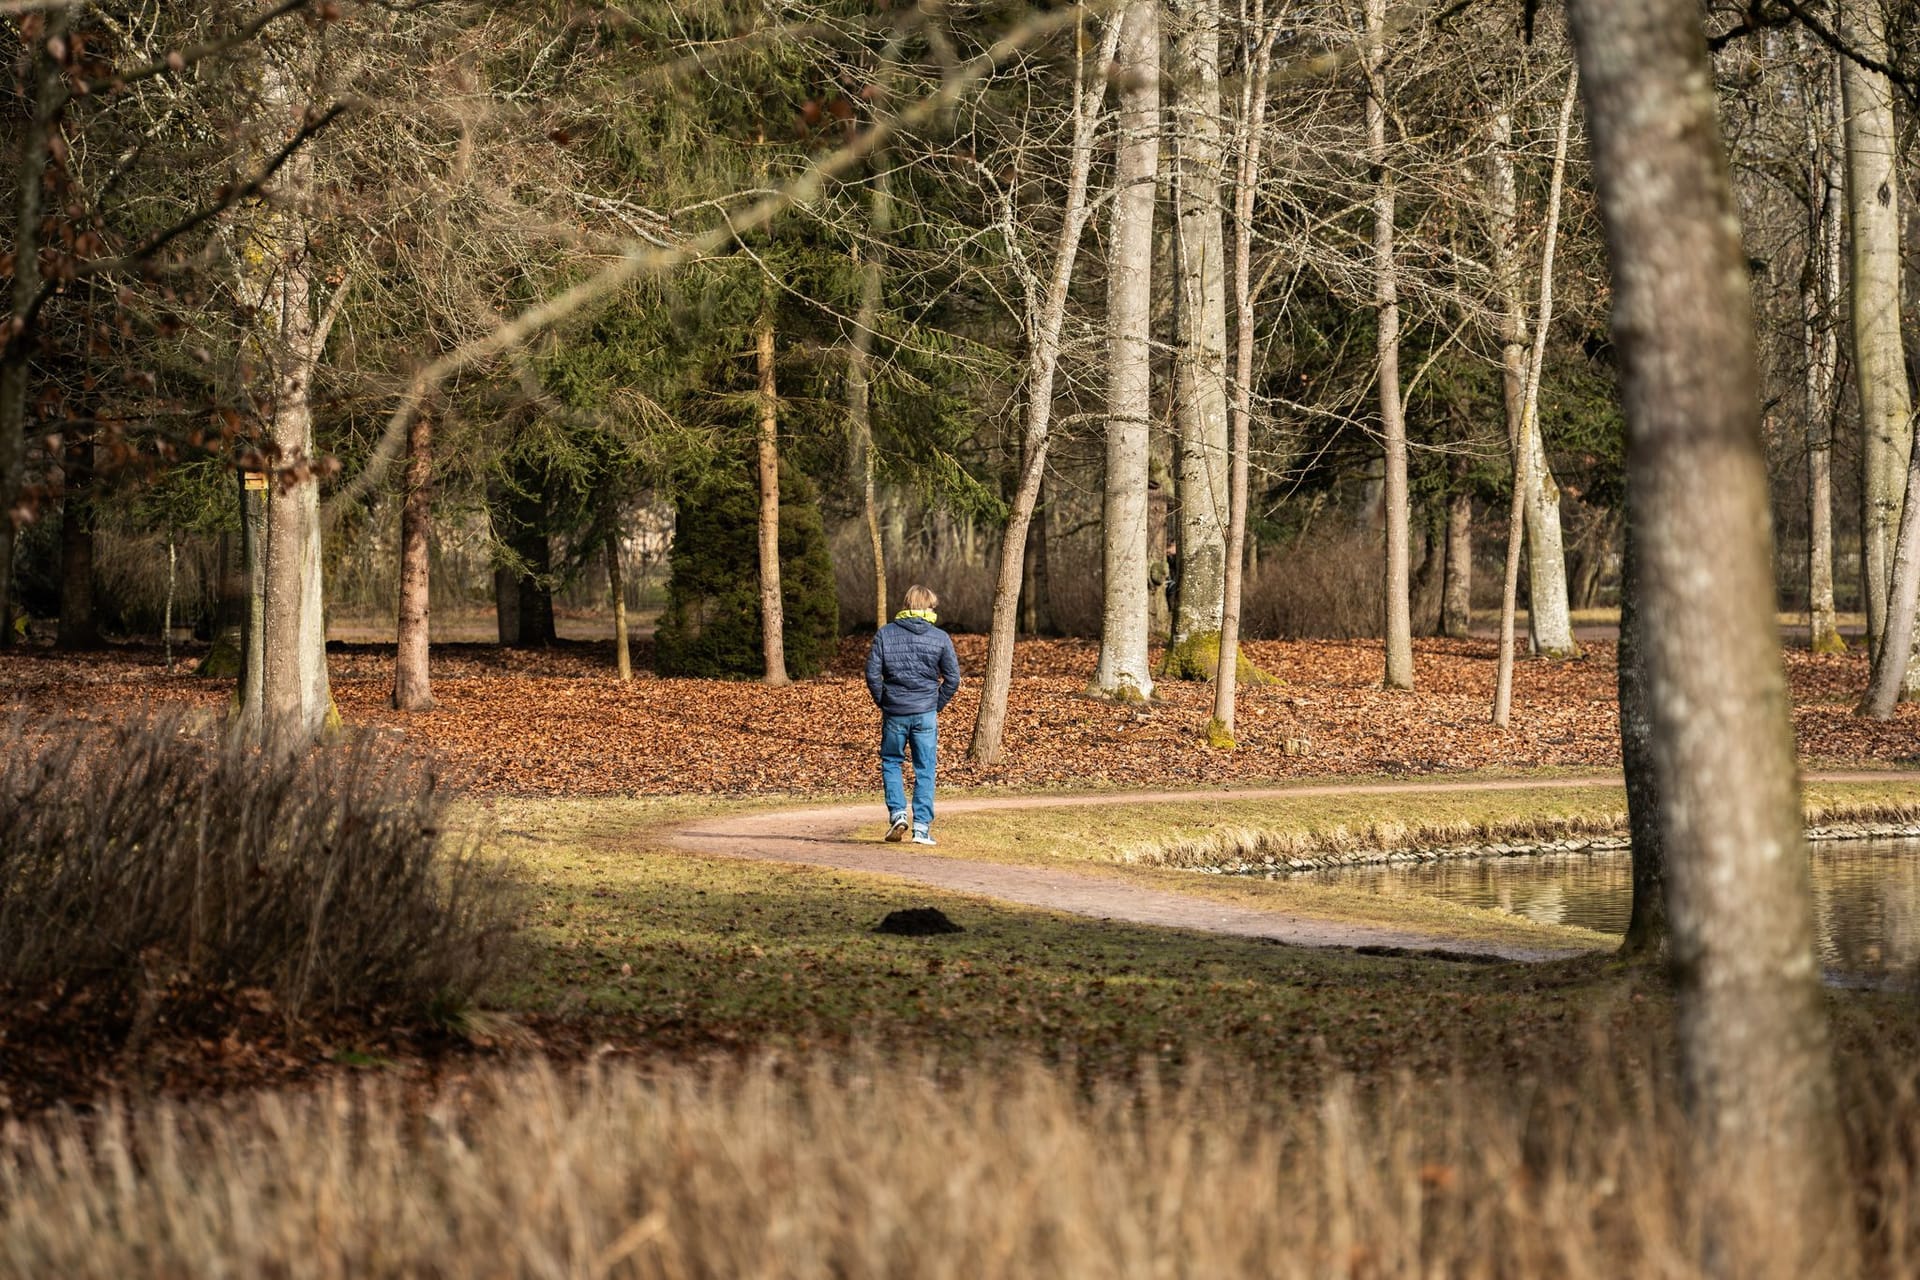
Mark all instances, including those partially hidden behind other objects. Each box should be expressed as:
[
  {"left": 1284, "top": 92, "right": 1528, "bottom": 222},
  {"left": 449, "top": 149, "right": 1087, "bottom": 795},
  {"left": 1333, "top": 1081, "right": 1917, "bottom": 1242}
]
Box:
[
  {"left": 463, "top": 796, "right": 1646, "bottom": 1080},
  {"left": 457, "top": 778, "right": 1920, "bottom": 1080}
]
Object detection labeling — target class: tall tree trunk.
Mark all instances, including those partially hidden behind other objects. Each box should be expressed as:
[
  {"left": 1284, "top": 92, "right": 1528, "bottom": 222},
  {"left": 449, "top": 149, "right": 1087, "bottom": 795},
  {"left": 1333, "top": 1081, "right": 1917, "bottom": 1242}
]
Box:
[
  {"left": 1019, "top": 479, "right": 1053, "bottom": 636},
  {"left": 1841, "top": 0, "right": 1910, "bottom": 665},
  {"left": 249, "top": 46, "right": 339, "bottom": 755},
  {"left": 969, "top": 16, "right": 1120, "bottom": 763},
  {"left": 756, "top": 313, "right": 790, "bottom": 687},
  {"left": 1367, "top": 0, "right": 1413, "bottom": 691},
  {"left": 56, "top": 430, "right": 98, "bottom": 650},
  {"left": 1493, "top": 69, "right": 1579, "bottom": 728},
  {"left": 1441, "top": 484, "right": 1473, "bottom": 640},
  {"left": 1490, "top": 101, "right": 1579, "bottom": 659},
  {"left": 0, "top": 16, "right": 67, "bottom": 645},
  {"left": 1206, "top": 0, "right": 1276, "bottom": 746},
  {"left": 1167, "top": 0, "right": 1229, "bottom": 661},
  {"left": 607, "top": 527, "right": 631, "bottom": 681},
  {"left": 849, "top": 159, "right": 893, "bottom": 632},
  {"left": 1616, "top": 505, "right": 1666, "bottom": 960},
  {"left": 1089, "top": 0, "right": 1159, "bottom": 704},
  {"left": 233, "top": 473, "right": 267, "bottom": 745},
  {"left": 1566, "top": 2, "right": 1854, "bottom": 1271},
  {"left": 391, "top": 409, "right": 435, "bottom": 710},
  {"left": 1804, "top": 46, "right": 1845, "bottom": 656}
]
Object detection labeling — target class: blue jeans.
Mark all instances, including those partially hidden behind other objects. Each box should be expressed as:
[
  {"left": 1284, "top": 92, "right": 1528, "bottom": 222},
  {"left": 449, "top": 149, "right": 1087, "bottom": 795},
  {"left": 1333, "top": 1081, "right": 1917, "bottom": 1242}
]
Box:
[{"left": 880, "top": 711, "right": 938, "bottom": 829}]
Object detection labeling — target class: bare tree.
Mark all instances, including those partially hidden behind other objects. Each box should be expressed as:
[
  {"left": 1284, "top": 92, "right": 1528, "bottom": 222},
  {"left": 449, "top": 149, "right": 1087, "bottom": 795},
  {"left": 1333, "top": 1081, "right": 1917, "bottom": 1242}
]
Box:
[
  {"left": 1365, "top": 0, "right": 1413, "bottom": 691},
  {"left": 1167, "top": 0, "right": 1229, "bottom": 667},
  {"left": 1802, "top": 43, "right": 1846, "bottom": 656},
  {"left": 1565, "top": 0, "right": 1854, "bottom": 1270},
  {"left": 1490, "top": 89, "right": 1578, "bottom": 660},
  {"left": 391, "top": 408, "right": 435, "bottom": 710},
  {"left": 967, "top": 17, "right": 1121, "bottom": 764},
  {"left": 1840, "top": 0, "right": 1910, "bottom": 666},
  {"left": 1493, "top": 66, "right": 1578, "bottom": 728},
  {"left": 1088, "top": 0, "right": 1160, "bottom": 704}
]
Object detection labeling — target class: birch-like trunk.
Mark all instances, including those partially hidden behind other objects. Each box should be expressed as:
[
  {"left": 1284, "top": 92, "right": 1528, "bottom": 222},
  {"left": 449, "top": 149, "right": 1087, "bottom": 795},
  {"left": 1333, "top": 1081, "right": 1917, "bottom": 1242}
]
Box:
[
  {"left": 607, "top": 528, "right": 631, "bottom": 682},
  {"left": 1206, "top": 1, "right": 1276, "bottom": 745},
  {"left": 391, "top": 409, "right": 435, "bottom": 710},
  {"left": 1840, "top": 0, "right": 1911, "bottom": 664},
  {"left": 1490, "top": 104, "right": 1578, "bottom": 659},
  {"left": 968, "top": 17, "right": 1120, "bottom": 763},
  {"left": 756, "top": 313, "right": 790, "bottom": 686},
  {"left": 1366, "top": 0, "right": 1413, "bottom": 691},
  {"left": 1566, "top": 2, "right": 1854, "bottom": 1270},
  {"left": 1804, "top": 48, "right": 1845, "bottom": 656},
  {"left": 849, "top": 161, "right": 893, "bottom": 632},
  {"left": 1493, "top": 70, "right": 1579, "bottom": 728},
  {"left": 1089, "top": 0, "right": 1159, "bottom": 704},
  {"left": 1168, "top": 0, "right": 1229, "bottom": 658}
]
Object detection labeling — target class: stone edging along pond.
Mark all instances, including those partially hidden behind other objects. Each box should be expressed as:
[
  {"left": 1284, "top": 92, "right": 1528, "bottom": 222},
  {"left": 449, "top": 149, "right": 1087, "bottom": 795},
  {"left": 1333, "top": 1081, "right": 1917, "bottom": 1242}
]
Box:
[{"left": 1190, "top": 820, "right": 1920, "bottom": 878}]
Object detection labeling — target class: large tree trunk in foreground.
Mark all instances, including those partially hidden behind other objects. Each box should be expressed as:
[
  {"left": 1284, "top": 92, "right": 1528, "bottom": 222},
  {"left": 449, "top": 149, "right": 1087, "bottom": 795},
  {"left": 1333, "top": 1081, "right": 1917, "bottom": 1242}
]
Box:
[
  {"left": 1089, "top": 0, "right": 1159, "bottom": 704},
  {"left": 1366, "top": 0, "right": 1413, "bottom": 691},
  {"left": 1616, "top": 507, "right": 1666, "bottom": 960},
  {"left": 1841, "top": 0, "right": 1911, "bottom": 667},
  {"left": 56, "top": 431, "right": 98, "bottom": 650},
  {"left": 1804, "top": 46, "right": 1845, "bottom": 657},
  {"left": 969, "top": 17, "right": 1119, "bottom": 763},
  {"left": 1567, "top": 2, "right": 1854, "bottom": 1272},
  {"left": 1167, "top": 0, "right": 1228, "bottom": 660},
  {"left": 391, "top": 410, "right": 435, "bottom": 710},
  {"left": 756, "top": 313, "right": 790, "bottom": 687}
]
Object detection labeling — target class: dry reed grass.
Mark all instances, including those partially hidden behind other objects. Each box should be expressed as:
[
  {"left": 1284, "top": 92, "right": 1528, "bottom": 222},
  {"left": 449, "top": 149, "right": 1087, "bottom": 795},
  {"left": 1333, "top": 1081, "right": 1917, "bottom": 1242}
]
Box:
[{"left": 3, "top": 1041, "right": 1915, "bottom": 1278}]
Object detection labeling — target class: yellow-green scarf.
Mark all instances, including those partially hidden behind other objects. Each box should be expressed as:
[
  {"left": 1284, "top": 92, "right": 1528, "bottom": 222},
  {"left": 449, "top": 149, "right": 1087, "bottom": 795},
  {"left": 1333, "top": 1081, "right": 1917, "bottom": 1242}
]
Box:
[{"left": 896, "top": 608, "right": 938, "bottom": 625}]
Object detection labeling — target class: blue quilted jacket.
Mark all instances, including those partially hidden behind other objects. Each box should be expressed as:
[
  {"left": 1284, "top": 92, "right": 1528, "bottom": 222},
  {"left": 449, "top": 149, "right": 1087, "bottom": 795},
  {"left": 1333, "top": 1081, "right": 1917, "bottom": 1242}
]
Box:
[{"left": 865, "top": 616, "right": 961, "bottom": 716}]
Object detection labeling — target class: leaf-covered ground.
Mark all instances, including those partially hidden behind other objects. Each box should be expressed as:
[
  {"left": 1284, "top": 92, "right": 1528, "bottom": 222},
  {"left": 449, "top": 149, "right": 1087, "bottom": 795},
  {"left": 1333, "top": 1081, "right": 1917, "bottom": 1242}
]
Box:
[{"left": 2, "top": 635, "right": 1912, "bottom": 796}]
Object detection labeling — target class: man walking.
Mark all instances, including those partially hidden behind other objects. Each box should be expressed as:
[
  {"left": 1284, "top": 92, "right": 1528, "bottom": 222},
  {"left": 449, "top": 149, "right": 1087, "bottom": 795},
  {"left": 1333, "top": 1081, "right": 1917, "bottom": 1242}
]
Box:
[{"left": 865, "top": 584, "right": 961, "bottom": 845}]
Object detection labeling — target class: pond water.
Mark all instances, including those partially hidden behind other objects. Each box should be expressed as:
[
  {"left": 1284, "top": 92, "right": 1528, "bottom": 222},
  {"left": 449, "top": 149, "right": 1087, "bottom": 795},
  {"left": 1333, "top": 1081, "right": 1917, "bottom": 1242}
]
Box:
[{"left": 1308, "top": 836, "right": 1920, "bottom": 982}]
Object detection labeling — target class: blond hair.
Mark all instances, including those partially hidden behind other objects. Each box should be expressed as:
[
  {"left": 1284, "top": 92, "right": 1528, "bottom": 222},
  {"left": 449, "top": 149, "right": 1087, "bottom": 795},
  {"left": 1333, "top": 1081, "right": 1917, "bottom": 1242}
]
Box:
[{"left": 903, "top": 585, "right": 939, "bottom": 612}]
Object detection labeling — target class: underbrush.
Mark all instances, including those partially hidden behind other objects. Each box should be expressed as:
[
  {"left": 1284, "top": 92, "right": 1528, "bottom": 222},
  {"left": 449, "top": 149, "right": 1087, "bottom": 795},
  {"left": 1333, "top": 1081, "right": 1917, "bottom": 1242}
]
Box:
[
  {"left": 0, "top": 715, "right": 516, "bottom": 1029},
  {"left": 3, "top": 1040, "right": 1914, "bottom": 1278}
]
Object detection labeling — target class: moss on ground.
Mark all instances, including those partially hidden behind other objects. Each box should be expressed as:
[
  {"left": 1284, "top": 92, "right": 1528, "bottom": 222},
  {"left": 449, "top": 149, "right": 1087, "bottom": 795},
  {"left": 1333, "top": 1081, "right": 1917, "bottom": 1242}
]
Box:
[{"left": 1158, "top": 630, "right": 1276, "bottom": 684}]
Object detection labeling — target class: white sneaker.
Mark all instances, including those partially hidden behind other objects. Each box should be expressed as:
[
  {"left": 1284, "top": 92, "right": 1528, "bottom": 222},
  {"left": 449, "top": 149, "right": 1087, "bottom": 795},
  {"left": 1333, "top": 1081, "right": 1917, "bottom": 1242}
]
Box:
[
  {"left": 885, "top": 814, "right": 910, "bottom": 842},
  {"left": 911, "top": 828, "right": 936, "bottom": 847}
]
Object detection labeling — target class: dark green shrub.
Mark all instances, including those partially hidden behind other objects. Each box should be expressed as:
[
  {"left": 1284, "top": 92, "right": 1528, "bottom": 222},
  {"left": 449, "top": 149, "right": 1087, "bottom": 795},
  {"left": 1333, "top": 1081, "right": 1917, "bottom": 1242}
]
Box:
[
  {"left": 656, "top": 464, "right": 840, "bottom": 678},
  {"left": 0, "top": 715, "right": 516, "bottom": 1024}
]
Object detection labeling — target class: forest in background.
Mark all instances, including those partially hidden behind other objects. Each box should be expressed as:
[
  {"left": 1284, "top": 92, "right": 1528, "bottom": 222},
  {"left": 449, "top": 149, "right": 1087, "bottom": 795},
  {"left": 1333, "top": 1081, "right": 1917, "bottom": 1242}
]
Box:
[{"left": 7, "top": 0, "right": 1916, "bottom": 756}]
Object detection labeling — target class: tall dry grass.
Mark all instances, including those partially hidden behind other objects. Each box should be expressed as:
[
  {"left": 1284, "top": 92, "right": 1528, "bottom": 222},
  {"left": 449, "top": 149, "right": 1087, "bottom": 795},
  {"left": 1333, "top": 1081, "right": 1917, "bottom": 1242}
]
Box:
[
  {"left": 3, "top": 1045, "right": 1915, "bottom": 1278},
  {"left": 0, "top": 715, "right": 516, "bottom": 1024}
]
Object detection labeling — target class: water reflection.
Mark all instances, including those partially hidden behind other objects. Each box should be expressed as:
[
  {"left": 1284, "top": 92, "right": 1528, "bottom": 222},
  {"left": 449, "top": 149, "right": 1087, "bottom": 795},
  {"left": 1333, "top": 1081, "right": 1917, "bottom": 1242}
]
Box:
[{"left": 1309, "top": 836, "right": 1920, "bottom": 981}]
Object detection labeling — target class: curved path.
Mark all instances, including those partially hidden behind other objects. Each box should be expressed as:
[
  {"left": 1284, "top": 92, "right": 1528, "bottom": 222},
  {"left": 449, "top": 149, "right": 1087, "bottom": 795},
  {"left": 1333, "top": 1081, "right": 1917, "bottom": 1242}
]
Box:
[{"left": 671, "top": 771, "right": 1920, "bottom": 963}]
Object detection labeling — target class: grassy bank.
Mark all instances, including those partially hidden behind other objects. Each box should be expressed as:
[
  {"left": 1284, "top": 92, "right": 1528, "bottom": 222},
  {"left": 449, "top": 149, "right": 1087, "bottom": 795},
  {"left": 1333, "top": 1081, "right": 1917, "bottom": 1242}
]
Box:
[
  {"left": 473, "top": 795, "right": 1630, "bottom": 1080},
  {"left": 912, "top": 778, "right": 1920, "bottom": 869}
]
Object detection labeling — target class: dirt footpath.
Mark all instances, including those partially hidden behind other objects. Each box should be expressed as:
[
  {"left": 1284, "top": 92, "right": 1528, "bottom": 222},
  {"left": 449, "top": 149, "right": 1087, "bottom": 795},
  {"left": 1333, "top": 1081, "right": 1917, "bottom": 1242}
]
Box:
[{"left": 671, "top": 772, "right": 1920, "bottom": 963}]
